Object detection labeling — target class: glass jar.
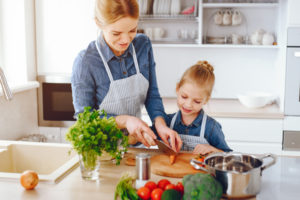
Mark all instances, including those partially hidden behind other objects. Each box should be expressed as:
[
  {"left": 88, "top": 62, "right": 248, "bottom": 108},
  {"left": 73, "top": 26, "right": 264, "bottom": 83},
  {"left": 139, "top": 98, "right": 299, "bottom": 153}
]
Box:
[{"left": 78, "top": 151, "right": 101, "bottom": 181}]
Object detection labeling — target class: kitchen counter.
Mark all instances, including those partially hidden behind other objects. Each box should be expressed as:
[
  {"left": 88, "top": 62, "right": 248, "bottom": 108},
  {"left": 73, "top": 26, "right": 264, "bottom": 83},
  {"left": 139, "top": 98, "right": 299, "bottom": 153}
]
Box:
[
  {"left": 0, "top": 148, "right": 299, "bottom": 200},
  {"left": 149, "top": 98, "right": 284, "bottom": 119}
]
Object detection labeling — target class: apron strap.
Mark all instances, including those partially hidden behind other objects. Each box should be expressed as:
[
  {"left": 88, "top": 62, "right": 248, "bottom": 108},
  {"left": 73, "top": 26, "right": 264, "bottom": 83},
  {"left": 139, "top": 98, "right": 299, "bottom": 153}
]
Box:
[
  {"left": 131, "top": 45, "right": 140, "bottom": 74},
  {"left": 95, "top": 39, "right": 114, "bottom": 82},
  {"left": 199, "top": 113, "right": 207, "bottom": 139},
  {"left": 170, "top": 111, "right": 179, "bottom": 129}
]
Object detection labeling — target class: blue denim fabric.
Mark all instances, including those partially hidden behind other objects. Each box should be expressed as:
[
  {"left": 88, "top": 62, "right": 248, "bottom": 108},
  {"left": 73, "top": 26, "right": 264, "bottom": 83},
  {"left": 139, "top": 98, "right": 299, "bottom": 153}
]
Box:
[
  {"left": 164, "top": 109, "right": 232, "bottom": 152},
  {"left": 71, "top": 34, "right": 166, "bottom": 121}
]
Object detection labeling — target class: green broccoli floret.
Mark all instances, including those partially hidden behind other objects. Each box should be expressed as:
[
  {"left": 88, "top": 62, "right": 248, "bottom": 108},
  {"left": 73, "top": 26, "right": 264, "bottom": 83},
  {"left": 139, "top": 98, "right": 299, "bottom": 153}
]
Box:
[{"left": 182, "top": 173, "right": 223, "bottom": 200}]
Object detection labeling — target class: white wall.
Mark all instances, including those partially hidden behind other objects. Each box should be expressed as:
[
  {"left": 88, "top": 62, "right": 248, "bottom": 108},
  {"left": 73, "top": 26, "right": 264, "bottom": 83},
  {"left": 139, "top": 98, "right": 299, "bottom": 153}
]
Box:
[
  {"left": 154, "top": 47, "right": 280, "bottom": 98},
  {"left": 35, "top": 0, "right": 97, "bottom": 75},
  {"left": 0, "top": 89, "right": 39, "bottom": 140}
]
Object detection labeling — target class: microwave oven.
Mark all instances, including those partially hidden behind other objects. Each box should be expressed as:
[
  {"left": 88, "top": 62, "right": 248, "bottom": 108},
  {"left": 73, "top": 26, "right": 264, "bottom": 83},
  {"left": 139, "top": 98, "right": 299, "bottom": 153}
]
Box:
[{"left": 37, "top": 75, "right": 76, "bottom": 127}]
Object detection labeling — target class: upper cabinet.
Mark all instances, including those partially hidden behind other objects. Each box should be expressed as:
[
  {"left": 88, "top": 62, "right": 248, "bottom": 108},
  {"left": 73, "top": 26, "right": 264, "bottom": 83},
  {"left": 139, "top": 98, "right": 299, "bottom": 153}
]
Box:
[{"left": 137, "top": 0, "right": 281, "bottom": 48}]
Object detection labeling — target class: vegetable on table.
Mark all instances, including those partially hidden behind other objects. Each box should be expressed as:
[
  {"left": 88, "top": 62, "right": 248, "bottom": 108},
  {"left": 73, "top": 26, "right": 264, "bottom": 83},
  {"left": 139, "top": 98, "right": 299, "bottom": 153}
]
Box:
[
  {"left": 65, "top": 106, "right": 128, "bottom": 168},
  {"left": 182, "top": 173, "right": 223, "bottom": 200},
  {"left": 161, "top": 189, "right": 181, "bottom": 200},
  {"left": 20, "top": 170, "right": 39, "bottom": 190},
  {"left": 169, "top": 155, "right": 176, "bottom": 165},
  {"left": 114, "top": 173, "right": 139, "bottom": 200},
  {"left": 151, "top": 188, "right": 164, "bottom": 200},
  {"left": 137, "top": 186, "right": 151, "bottom": 200}
]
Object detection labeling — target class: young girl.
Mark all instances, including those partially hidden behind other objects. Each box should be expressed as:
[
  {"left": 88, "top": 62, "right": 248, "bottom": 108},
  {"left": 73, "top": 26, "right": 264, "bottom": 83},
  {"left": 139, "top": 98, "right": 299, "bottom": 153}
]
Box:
[{"left": 165, "top": 61, "right": 232, "bottom": 154}]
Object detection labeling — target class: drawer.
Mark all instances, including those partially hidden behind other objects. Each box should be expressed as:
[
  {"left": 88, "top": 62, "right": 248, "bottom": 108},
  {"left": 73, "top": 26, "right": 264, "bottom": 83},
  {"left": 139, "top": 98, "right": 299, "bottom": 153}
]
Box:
[
  {"left": 215, "top": 118, "right": 283, "bottom": 143},
  {"left": 283, "top": 131, "right": 300, "bottom": 151}
]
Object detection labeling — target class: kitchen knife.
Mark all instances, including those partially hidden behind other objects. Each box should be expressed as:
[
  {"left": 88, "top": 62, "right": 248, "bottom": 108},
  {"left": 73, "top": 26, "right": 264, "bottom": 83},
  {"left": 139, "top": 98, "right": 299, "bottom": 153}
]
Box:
[{"left": 154, "top": 139, "right": 177, "bottom": 155}]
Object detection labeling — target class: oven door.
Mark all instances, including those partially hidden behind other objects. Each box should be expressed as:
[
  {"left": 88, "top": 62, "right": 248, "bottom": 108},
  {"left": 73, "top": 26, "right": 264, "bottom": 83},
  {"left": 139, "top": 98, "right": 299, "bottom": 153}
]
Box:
[{"left": 38, "top": 75, "right": 75, "bottom": 127}]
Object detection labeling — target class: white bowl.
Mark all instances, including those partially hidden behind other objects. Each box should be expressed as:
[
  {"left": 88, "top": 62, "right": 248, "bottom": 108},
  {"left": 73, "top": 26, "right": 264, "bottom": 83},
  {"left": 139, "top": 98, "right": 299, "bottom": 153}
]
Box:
[{"left": 237, "top": 92, "right": 274, "bottom": 108}]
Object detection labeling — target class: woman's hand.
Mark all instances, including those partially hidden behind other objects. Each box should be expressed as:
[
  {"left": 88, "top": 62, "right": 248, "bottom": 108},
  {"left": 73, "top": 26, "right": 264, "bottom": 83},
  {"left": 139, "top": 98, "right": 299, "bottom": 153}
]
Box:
[
  {"left": 155, "top": 117, "right": 182, "bottom": 152},
  {"left": 193, "top": 144, "right": 222, "bottom": 155},
  {"left": 116, "top": 115, "right": 156, "bottom": 147}
]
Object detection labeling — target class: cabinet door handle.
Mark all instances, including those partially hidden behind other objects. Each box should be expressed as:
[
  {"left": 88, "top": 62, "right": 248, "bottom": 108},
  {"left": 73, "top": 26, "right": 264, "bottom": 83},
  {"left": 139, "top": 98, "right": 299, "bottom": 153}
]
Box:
[{"left": 294, "top": 52, "right": 300, "bottom": 57}]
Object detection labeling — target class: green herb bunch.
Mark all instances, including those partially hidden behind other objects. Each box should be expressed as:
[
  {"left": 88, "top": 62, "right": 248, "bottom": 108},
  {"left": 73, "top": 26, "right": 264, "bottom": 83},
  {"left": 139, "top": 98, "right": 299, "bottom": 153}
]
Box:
[
  {"left": 66, "top": 106, "right": 128, "bottom": 167},
  {"left": 115, "top": 173, "right": 139, "bottom": 200}
]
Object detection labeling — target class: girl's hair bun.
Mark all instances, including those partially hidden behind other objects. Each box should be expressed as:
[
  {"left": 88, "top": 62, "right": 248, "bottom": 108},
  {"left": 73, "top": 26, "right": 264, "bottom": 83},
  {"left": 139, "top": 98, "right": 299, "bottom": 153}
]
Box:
[{"left": 197, "top": 60, "right": 214, "bottom": 73}]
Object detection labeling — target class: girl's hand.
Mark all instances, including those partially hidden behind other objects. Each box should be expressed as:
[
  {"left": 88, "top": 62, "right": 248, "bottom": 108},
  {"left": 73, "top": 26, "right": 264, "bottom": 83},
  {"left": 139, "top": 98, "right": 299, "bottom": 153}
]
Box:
[
  {"left": 193, "top": 144, "right": 222, "bottom": 155},
  {"left": 155, "top": 117, "right": 182, "bottom": 152},
  {"left": 125, "top": 116, "right": 156, "bottom": 147}
]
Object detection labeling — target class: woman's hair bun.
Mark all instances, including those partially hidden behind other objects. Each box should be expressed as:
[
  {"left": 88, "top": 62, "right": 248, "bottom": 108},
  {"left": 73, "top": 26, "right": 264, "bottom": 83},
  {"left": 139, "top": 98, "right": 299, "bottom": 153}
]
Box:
[{"left": 197, "top": 60, "right": 214, "bottom": 73}]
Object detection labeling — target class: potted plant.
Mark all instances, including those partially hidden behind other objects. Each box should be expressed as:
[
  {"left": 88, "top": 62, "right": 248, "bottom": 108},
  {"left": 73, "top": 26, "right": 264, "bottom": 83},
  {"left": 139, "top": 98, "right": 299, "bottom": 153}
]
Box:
[{"left": 66, "top": 106, "right": 128, "bottom": 180}]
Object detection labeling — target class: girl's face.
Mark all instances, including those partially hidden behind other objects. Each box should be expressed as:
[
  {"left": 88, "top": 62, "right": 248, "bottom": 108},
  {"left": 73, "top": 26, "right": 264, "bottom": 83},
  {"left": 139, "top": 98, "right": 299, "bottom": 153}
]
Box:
[
  {"left": 176, "top": 82, "right": 207, "bottom": 119},
  {"left": 101, "top": 17, "right": 138, "bottom": 56}
]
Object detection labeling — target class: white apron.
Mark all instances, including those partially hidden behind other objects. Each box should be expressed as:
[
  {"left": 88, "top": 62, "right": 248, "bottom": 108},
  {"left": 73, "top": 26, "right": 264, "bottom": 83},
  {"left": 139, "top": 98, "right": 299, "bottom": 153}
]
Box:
[
  {"left": 170, "top": 111, "right": 209, "bottom": 151},
  {"left": 95, "top": 39, "right": 149, "bottom": 117}
]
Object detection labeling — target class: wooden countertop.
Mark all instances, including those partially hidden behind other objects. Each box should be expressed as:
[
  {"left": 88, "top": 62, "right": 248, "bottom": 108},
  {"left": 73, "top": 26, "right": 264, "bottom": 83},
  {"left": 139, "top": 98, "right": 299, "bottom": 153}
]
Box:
[
  {"left": 1, "top": 148, "right": 300, "bottom": 200},
  {"left": 154, "top": 98, "right": 284, "bottom": 119}
]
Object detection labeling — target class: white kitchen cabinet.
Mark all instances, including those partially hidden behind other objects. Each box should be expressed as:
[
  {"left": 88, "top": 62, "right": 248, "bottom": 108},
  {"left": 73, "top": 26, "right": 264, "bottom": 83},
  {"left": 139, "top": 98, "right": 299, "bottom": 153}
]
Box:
[
  {"left": 287, "top": 0, "right": 300, "bottom": 25},
  {"left": 215, "top": 117, "right": 283, "bottom": 154}
]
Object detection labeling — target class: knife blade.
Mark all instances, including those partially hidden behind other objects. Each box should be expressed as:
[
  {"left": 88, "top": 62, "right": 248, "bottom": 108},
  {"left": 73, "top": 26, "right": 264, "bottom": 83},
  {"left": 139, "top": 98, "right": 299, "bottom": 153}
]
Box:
[{"left": 154, "top": 139, "right": 177, "bottom": 155}]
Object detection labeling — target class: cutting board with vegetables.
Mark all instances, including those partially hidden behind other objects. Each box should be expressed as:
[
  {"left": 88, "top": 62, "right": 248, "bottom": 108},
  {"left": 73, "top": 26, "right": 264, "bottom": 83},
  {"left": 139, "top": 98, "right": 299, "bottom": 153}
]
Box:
[{"left": 151, "top": 153, "right": 206, "bottom": 178}]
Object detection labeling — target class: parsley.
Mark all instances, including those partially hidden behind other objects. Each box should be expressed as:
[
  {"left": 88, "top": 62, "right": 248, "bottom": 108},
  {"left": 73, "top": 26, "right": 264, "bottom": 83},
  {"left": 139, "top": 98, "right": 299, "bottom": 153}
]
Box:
[{"left": 66, "top": 107, "right": 128, "bottom": 168}]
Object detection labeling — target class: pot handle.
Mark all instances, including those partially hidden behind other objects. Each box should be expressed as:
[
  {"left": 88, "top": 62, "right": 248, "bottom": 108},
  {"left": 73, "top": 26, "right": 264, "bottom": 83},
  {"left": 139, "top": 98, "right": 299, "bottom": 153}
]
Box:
[
  {"left": 190, "top": 159, "right": 209, "bottom": 172},
  {"left": 260, "top": 153, "right": 277, "bottom": 171}
]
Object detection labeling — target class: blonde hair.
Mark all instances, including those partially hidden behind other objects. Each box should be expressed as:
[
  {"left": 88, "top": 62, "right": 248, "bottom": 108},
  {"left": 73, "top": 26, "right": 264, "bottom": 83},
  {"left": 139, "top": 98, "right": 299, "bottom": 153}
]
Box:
[
  {"left": 94, "top": 0, "right": 139, "bottom": 27},
  {"left": 176, "top": 61, "right": 215, "bottom": 101}
]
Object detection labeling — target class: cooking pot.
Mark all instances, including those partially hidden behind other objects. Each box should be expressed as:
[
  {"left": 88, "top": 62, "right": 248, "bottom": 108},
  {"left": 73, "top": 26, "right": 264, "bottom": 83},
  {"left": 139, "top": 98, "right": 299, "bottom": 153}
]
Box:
[{"left": 190, "top": 152, "right": 276, "bottom": 199}]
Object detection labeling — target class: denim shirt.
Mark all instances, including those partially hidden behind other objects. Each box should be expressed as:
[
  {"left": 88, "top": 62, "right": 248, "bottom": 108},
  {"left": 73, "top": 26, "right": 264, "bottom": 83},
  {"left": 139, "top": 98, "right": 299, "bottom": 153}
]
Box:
[
  {"left": 165, "top": 110, "right": 232, "bottom": 152},
  {"left": 71, "top": 34, "right": 166, "bottom": 121}
]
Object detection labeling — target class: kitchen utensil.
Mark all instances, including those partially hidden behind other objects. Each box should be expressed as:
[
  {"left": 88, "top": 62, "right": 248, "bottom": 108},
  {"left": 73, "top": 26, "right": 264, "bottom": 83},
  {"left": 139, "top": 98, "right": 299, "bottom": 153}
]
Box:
[
  {"left": 237, "top": 92, "right": 275, "bottom": 108},
  {"left": 214, "top": 10, "right": 223, "bottom": 25},
  {"left": 154, "top": 139, "right": 177, "bottom": 155},
  {"left": 251, "top": 29, "right": 266, "bottom": 45},
  {"left": 153, "top": 27, "right": 165, "bottom": 40},
  {"left": 190, "top": 152, "right": 276, "bottom": 198},
  {"left": 223, "top": 10, "right": 232, "bottom": 25},
  {"left": 170, "top": 0, "right": 181, "bottom": 15},
  {"left": 262, "top": 32, "right": 275, "bottom": 45},
  {"left": 151, "top": 153, "right": 204, "bottom": 178},
  {"left": 232, "top": 10, "right": 242, "bottom": 26},
  {"left": 135, "top": 153, "right": 151, "bottom": 189}
]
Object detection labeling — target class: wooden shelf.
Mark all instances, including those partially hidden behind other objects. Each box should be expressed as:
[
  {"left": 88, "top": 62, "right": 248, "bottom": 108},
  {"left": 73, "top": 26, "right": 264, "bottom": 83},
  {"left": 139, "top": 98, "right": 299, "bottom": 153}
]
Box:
[
  {"left": 152, "top": 43, "right": 279, "bottom": 48},
  {"left": 202, "top": 3, "right": 279, "bottom": 8}
]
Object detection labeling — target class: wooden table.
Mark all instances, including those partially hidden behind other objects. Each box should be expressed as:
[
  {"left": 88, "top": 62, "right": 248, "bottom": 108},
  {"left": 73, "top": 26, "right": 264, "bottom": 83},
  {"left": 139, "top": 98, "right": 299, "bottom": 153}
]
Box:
[{"left": 0, "top": 148, "right": 300, "bottom": 200}]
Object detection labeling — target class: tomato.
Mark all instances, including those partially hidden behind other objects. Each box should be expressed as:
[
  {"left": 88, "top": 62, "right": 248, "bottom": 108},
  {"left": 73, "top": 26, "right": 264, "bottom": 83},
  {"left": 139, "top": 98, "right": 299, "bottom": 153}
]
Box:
[
  {"left": 145, "top": 181, "right": 157, "bottom": 192},
  {"left": 137, "top": 186, "right": 151, "bottom": 200},
  {"left": 175, "top": 182, "right": 184, "bottom": 195},
  {"left": 157, "top": 179, "right": 171, "bottom": 190},
  {"left": 164, "top": 183, "right": 176, "bottom": 190},
  {"left": 151, "top": 188, "right": 164, "bottom": 200}
]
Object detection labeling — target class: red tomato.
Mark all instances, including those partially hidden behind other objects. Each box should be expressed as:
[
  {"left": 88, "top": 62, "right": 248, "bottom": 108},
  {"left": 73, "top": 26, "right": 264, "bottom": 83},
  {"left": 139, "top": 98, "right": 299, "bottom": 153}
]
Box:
[
  {"left": 175, "top": 182, "right": 184, "bottom": 195},
  {"left": 157, "top": 179, "right": 171, "bottom": 190},
  {"left": 151, "top": 188, "right": 164, "bottom": 200},
  {"left": 164, "top": 183, "right": 176, "bottom": 190},
  {"left": 137, "top": 186, "right": 151, "bottom": 200},
  {"left": 145, "top": 181, "right": 157, "bottom": 192}
]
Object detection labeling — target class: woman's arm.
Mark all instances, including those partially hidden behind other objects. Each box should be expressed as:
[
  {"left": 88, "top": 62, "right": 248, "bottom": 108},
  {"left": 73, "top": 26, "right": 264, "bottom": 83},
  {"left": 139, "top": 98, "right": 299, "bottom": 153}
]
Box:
[{"left": 71, "top": 51, "right": 97, "bottom": 118}]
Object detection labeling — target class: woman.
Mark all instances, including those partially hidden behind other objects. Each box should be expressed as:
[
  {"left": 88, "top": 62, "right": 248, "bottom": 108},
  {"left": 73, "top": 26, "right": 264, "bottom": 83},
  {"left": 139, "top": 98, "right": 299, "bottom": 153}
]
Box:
[{"left": 71, "top": 0, "right": 182, "bottom": 151}]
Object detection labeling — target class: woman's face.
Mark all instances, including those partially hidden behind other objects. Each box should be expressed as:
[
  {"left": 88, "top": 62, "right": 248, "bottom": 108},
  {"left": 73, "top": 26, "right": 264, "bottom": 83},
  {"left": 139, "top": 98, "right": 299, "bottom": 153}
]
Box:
[
  {"left": 101, "top": 17, "right": 138, "bottom": 56},
  {"left": 176, "top": 82, "right": 207, "bottom": 119}
]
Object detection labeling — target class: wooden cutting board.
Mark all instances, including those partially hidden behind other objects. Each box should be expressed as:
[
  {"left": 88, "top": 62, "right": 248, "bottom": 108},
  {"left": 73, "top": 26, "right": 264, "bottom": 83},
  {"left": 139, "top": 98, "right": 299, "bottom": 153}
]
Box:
[{"left": 151, "top": 153, "right": 206, "bottom": 178}]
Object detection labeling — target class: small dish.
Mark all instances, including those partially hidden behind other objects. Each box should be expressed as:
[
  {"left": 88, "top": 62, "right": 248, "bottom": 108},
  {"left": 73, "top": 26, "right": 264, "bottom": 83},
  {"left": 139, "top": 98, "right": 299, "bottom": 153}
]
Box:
[{"left": 237, "top": 92, "right": 275, "bottom": 108}]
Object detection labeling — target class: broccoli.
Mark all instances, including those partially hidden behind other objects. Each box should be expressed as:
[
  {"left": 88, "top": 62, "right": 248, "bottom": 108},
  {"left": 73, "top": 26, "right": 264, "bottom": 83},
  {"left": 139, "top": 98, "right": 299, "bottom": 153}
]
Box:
[{"left": 182, "top": 173, "right": 223, "bottom": 200}]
